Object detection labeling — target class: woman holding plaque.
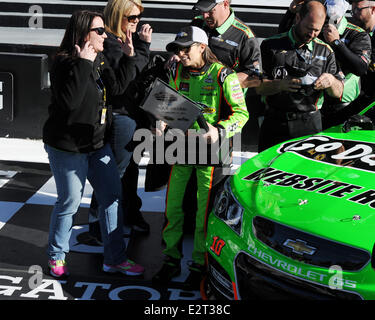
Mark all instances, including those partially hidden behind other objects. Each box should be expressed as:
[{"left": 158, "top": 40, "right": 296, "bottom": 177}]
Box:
[{"left": 152, "top": 26, "right": 249, "bottom": 288}]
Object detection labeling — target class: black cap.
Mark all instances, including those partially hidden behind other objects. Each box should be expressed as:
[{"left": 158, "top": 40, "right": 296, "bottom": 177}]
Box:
[
  {"left": 166, "top": 26, "right": 208, "bottom": 52},
  {"left": 193, "top": 0, "right": 221, "bottom": 12}
]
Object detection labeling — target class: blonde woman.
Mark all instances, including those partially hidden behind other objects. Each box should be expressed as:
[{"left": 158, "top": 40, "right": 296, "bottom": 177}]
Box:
[
  {"left": 88, "top": 0, "right": 152, "bottom": 241},
  {"left": 104, "top": 0, "right": 152, "bottom": 57}
]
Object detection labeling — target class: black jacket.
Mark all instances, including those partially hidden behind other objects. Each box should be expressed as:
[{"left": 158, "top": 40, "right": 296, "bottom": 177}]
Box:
[
  {"left": 261, "top": 28, "right": 343, "bottom": 113},
  {"left": 103, "top": 32, "right": 151, "bottom": 116},
  {"left": 43, "top": 52, "right": 135, "bottom": 153},
  {"left": 360, "top": 31, "right": 375, "bottom": 97}
]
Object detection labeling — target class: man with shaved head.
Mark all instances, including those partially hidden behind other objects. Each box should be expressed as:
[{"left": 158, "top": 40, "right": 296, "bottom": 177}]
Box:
[
  {"left": 278, "top": 0, "right": 372, "bottom": 129},
  {"left": 256, "top": 0, "right": 345, "bottom": 151}
]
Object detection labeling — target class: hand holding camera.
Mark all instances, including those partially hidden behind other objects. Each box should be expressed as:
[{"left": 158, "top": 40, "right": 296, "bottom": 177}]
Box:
[{"left": 314, "top": 73, "right": 335, "bottom": 90}]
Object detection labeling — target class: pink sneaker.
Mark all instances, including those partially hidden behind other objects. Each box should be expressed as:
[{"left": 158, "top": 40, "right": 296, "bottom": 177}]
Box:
[
  {"left": 103, "top": 259, "right": 144, "bottom": 276},
  {"left": 48, "top": 260, "right": 69, "bottom": 278}
]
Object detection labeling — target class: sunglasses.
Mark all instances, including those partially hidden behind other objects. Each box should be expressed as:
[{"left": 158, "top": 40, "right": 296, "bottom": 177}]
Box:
[
  {"left": 90, "top": 27, "right": 106, "bottom": 35},
  {"left": 351, "top": 6, "right": 372, "bottom": 15},
  {"left": 124, "top": 14, "right": 142, "bottom": 23},
  {"left": 173, "top": 43, "right": 198, "bottom": 55}
]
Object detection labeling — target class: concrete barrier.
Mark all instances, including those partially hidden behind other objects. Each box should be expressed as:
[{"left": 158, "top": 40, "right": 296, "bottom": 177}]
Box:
[{"left": 0, "top": 52, "right": 50, "bottom": 139}]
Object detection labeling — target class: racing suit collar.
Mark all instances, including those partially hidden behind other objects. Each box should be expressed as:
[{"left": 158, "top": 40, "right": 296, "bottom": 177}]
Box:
[
  {"left": 289, "top": 26, "right": 314, "bottom": 51},
  {"left": 337, "top": 16, "right": 348, "bottom": 35},
  {"left": 216, "top": 9, "right": 235, "bottom": 35},
  {"left": 187, "top": 62, "right": 211, "bottom": 75}
]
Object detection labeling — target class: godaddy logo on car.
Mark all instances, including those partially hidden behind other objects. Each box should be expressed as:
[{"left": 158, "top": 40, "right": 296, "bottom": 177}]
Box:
[{"left": 278, "top": 136, "right": 375, "bottom": 173}]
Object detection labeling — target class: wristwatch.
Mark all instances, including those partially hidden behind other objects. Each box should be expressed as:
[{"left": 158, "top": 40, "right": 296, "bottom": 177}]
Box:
[{"left": 332, "top": 39, "right": 342, "bottom": 48}]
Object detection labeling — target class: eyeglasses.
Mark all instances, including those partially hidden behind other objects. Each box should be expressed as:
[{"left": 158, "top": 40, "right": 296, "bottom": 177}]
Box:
[
  {"left": 173, "top": 43, "right": 198, "bottom": 55},
  {"left": 90, "top": 27, "right": 106, "bottom": 35},
  {"left": 124, "top": 14, "right": 142, "bottom": 23},
  {"left": 351, "top": 6, "right": 372, "bottom": 15}
]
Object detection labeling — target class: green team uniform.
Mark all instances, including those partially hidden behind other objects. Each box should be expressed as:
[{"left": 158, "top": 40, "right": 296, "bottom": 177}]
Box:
[{"left": 162, "top": 61, "right": 249, "bottom": 265}]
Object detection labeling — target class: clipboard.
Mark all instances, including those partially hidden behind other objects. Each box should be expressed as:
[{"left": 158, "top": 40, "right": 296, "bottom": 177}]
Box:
[{"left": 140, "top": 78, "right": 208, "bottom": 132}]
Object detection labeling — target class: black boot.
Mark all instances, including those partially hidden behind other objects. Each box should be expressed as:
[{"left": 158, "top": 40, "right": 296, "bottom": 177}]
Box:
[
  {"left": 128, "top": 211, "right": 150, "bottom": 234},
  {"left": 121, "top": 160, "right": 150, "bottom": 234},
  {"left": 88, "top": 220, "right": 102, "bottom": 245},
  {"left": 185, "top": 261, "right": 206, "bottom": 290},
  {"left": 152, "top": 256, "right": 181, "bottom": 284}
]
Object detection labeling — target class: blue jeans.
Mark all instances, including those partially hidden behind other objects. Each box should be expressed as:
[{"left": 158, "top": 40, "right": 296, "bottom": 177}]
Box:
[
  {"left": 89, "top": 114, "right": 137, "bottom": 224},
  {"left": 45, "top": 143, "right": 127, "bottom": 265},
  {"left": 111, "top": 114, "right": 137, "bottom": 178}
]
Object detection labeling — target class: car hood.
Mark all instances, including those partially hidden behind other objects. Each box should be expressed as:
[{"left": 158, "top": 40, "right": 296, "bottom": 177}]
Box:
[{"left": 233, "top": 132, "right": 375, "bottom": 252}]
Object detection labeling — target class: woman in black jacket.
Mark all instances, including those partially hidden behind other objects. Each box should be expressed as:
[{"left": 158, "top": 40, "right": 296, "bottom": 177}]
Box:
[
  {"left": 43, "top": 10, "right": 144, "bottom": 278},
  {"left": 88, "top": 0, "right": 152, "bottom": 240}
]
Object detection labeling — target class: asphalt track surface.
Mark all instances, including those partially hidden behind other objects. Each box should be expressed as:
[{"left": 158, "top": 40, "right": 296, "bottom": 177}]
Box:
[
  {"left": 0, "top": 146, "right": 254, "bottom": 302},
  {"left": 0, "top": 159, "right": 199, "bottom": 301}
]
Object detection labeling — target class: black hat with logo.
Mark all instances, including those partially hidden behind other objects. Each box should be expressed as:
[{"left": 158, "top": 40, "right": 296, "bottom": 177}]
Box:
[{"left": 193, "top": 0, "right": 222, "bottom": 12}]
